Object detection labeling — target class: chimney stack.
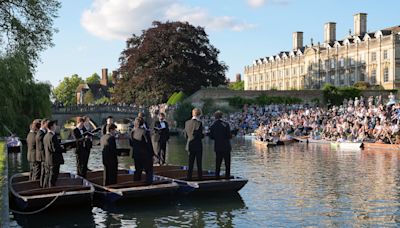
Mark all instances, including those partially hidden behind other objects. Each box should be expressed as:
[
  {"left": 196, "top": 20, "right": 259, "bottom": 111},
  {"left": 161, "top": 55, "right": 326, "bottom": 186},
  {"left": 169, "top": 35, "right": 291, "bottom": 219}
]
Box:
[
  {"left": 354, "top": 13, "right": 367, "bottom": 36},
  {"left": 101, "top": 68, "right": 108, "bottom": 86},
  {"left": 236, "top": 73, "right": 242, "bottom": 82},
  {"left": 324, "top": 22, "right": 336, "bottom": 44},
  {"left": 292, "top": 32, "right": 303, "bottom": 50}
]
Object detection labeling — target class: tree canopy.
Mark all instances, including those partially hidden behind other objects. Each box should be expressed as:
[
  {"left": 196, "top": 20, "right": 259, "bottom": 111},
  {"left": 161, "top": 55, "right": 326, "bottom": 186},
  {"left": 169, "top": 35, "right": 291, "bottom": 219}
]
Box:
[
  {"left": 86, "top": 73, "right": 100, "bottom": 84},
  {"left": 113, "top": 21, "right": 228, "bottom": 105},
  {"left": 229, "top": 81, "right": 244, "bottom": 90},
  {"left": 0, "top": 0, "right": 61, "bottom": 65},
  {"left": 0, "top": 0, "right": 59, "bottom": 136},
  {"left": 53, "top": 74, "right": 84, "bottom": 106}
]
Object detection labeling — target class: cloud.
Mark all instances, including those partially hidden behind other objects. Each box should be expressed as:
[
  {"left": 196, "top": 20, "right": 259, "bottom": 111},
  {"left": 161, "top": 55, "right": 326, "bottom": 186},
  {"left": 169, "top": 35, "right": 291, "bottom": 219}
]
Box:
[
  {"left": 248, "top": 0, "right": 266, "bottom": 7},
  {"left": 247, "top": 0, "right": 289, "bottom": 8},
  {"left": 81, "top": 0, "right": 255, "bottom": 40}
]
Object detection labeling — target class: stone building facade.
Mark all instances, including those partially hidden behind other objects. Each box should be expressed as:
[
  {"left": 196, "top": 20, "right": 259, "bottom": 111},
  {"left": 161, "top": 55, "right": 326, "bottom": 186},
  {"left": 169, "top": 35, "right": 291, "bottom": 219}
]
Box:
[{"left": 244, "top": 13, "right": 400, "bottom": 90}]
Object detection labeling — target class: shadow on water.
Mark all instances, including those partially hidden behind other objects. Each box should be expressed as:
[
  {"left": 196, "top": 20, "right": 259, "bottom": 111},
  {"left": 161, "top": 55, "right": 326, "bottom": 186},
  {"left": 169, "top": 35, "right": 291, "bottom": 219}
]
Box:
[
  {"left": 10, "top": 206, "right": 95, "bottom": 228},
  {"left": 94, "top": 193, "right": 246, "bottom": 228}
]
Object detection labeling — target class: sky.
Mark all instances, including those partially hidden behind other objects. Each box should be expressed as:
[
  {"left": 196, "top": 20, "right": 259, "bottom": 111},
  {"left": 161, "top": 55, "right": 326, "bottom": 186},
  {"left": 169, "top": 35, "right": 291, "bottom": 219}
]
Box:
[{"left": 35, "top": 0, "right": 400, "bottom": 87}]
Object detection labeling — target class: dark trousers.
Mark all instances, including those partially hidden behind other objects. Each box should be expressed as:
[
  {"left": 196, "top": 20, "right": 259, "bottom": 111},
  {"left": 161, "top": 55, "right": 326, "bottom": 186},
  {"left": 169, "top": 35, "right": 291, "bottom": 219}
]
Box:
[
  {"left": 187, "top": 150, "right": 202, "bottom": 180},
  {"left": 44, "top": 164, "right": 60, "bottom": 187},
  {"left": 84, "top": 147, "right": 91, "bottom": 170},
  {"left": 133, "top": 152, "right": 153, "bottom": 184},
  {"left": 103, "top": 163, "right": 117, "bottom": 186},
  {"left": 76, "top": 149, "right": 87, "bottom": 177},
  {"left": 29, "top": 162, "right": 41, "bottom": 181},
  {"left": 157, "top": 140, "right": 167, "bottom": 165},
  {"left": 215, "top": 151, "right": 231, "bottom": 178},
  {"left": 40, "top": 162, "right": 46, "bottom": 187}
]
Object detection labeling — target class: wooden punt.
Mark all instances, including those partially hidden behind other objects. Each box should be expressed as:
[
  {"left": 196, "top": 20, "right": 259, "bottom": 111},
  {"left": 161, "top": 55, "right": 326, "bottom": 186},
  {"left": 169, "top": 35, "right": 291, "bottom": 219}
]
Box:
[
  {"left": 307, "top": 139, "right": 331, "bottom": 144},
  {"left": 85, "top": 169, "right": 179, "bottom": 203},
  {"left": 277, "top": 139, "right": 295, "bottom": 145},
  {"left": 331, "top": 142, "right": 362, "bottom": 150},
  {"left": 154, "top": 167, "right": 248, "bottom": 195},
  {"left": 362, "top": 143, "right": 400, "bottom": 151},
  {"left": 10, "top": 172, "right": 94, "bottom": 211},
  {"left": 253, "top": 140, "right": 277, "bottom": 147}
]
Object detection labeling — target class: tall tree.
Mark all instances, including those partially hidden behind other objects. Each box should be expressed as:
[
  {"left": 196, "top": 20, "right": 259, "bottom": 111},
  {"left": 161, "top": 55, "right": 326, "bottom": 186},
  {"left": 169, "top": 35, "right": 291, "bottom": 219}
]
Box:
[
  {"left": 0, "top": 0, "right": 59, "bottom": 136},
  {"left": 113, "top": 21, "right": 228, "bottom": 105},
  {"left": 86, "top": 73, "right": 100, "bottom": 84},
  {"left": 0, "top": 0, "right": 61, "bottom": 65},
  {"left": 53, "top": 74, "right": 84, "bottom": 106}
]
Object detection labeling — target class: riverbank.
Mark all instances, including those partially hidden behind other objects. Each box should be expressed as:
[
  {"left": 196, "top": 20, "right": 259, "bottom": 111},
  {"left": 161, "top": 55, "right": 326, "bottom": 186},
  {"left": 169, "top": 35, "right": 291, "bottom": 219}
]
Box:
[{"left": 0, "top": 141, "right": 9, "bottom": 227}]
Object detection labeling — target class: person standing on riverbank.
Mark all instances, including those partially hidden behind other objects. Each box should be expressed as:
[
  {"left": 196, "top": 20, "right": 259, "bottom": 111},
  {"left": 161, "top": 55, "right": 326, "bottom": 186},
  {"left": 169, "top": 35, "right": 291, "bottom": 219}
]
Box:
[
  {"left": 101, "top": 123, "right": 118, "bottom": 186},
  {"left": 27, "top": 121, "right": 39, "bottom": 180},
  {"left": 36, "top": 119, "right": 48, "bottom": 187},
  {"left": 153, "top": 112, "right": 170, "bottom": 165},
  {"left": 184, "top": 108, "right": 204, "bottom": 180},
  {"left": 43, "top": 120, "right": 65, "bottom": 187},
  {"left": 209, "top": 111, "right": 232, "bottom": 179}
]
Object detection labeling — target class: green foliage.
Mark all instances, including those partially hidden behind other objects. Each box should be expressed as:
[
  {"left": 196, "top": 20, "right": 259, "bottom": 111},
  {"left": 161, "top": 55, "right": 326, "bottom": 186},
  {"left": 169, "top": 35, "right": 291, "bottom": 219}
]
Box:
[
  {"left": 113, "top": 21, "right": 228, "bottom": 105},
  {"left": 228, "top": 96, "right": 254, "bottom": 109},
  {"left": 95, "top": 96, "right": 111, "bottom": 105},
  {"left": 0, "top": 51, "right": 51, "bottom": 137},
  {"left": 173, "top": 103, "right": 195, "bottom": 128},
  {"left": 83, "top": 91, "right": 95, "bottom": 104},
  {"left": 167, "top": 92, "right": 178, "bottom": 105},
  {"left": 53, "top": 74, "right": 84, "bottom": 106},
  {"left": 227, "top": 95, "right": 302, "bottom": 108},
  {"left": 353, "top": 81, "right": 370, "bottom": 90},
  {"left": 322, "top": 83, "right": 361, "bottom": 106},
  {"left": 86, "top": 73, "right": 100, "bottom": 84},
  {"left": 228, "top": 81, "right": 244, "bottom": 90},
  {"left": 0, "top": 0, "right": 61, "bottom": 65}
]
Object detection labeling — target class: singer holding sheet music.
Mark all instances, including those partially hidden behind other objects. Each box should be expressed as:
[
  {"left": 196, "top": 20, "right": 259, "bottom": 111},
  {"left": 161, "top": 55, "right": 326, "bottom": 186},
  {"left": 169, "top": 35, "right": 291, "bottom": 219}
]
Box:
[
  {"left": 153, "top": 113, "right": 170, "bottom": 165},
  {"left": 73, "top": 117, "right": 91, "bottom": 177}
]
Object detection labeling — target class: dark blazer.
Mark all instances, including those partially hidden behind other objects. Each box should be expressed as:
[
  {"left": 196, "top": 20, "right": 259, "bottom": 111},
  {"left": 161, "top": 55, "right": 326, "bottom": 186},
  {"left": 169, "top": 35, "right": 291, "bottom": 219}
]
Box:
[
  {"left": 154, "top": 120, "right": 170, "bottom": 142},
  {"left": 130, "top": 128, "right": 154, "bottom": 158},
  {"left": 73, "top": 127, "right": 87, "bottom": 152},
  {"left": 44, "top": 131, "right": 64, "bottom": 166},
  {"left": 35, "top": 129, "right": 46, "bottom": 162},
  {"left": 101, "top": 134, "right": 118, "bottom": 166},
  {"left": 26, "top": 131, "right": 37, "bottom": 162},
  {"left": 184, "top": 119, "right": 204, "bottom": 152},
  {"left": 209, "top": 120, "right": 232, "bottom": 152}
]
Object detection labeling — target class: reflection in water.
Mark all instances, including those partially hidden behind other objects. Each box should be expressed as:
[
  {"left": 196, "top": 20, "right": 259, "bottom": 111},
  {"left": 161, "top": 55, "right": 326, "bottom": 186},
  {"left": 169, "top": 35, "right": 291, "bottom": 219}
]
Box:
[{"left": 8, "top": 136, "right": 400, "bottom": 227}]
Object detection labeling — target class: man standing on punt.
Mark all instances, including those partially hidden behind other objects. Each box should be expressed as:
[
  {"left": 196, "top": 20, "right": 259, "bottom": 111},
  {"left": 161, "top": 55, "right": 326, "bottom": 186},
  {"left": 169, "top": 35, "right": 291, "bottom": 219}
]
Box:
[
  {"left": 209, "top": 111, "right": 232, "bottom": 179},
  {"left": 43, "top": 120, "right": 65, "bottom": 187},
  {"left": 101, "top": 123, "right": 118, "bottom": 186},
  {"left": 184, "top": 108, "right": 204, "bottom": 180}
]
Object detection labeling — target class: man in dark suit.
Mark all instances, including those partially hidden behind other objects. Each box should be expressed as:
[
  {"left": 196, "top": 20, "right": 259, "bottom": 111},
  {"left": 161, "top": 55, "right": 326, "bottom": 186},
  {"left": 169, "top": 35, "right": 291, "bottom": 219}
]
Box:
[
  {"left": 101, "top": 124, "right": 118, "bottom": 186},
  {"left": 209, "top": 111, "right": 232, "bottom": 178},
  {"left": 36, "top": 119, "right": 48, "bottom": 187},
  {"left": 102, "top": 116, "right": 113, "bottom": 135},
  {"left": 73, "top": 117, "right": 89, "bottom": 177},
  {"left": 184, "top": 108, "right": 204, "bottom": 180},
  {"left": 26, "top": 121, "right": 39, "bottom": 180},
  {"left": 43, "top": 120, "right": 65, "bottom": 187},
  {"left": 153, "top": 113, "right": 170, "bottom": 165}
]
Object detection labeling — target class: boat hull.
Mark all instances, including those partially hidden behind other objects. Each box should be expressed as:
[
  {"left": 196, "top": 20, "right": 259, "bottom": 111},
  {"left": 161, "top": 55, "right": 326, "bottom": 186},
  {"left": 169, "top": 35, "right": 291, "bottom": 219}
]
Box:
[
  {"left": 86, "top": 170, "right": 179, "bottom": 203},
  {"left": 362, "top": 143, "right": 400, "bottom": 151},
  {"left": 10, "top": 173, "right": 94, "bottom": 211},
  {"left": 154, "top": 167, "right": 248, "bottom": 195}
]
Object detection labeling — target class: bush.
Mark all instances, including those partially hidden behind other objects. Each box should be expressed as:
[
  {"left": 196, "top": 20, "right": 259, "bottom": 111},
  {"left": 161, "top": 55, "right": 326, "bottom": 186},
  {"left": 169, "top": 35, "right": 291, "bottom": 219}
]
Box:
[
  {"left": 353, "top": 81, "right": 370, "bottom": 90},
  {"left": 167, "top": 91, "right": 186, "bottom": 105},
  {"left": 322, "top": 83, "right": 361, "bottom": 106},
  {"left": 173, "top": 102, "right": 195, "bottom": 128}
]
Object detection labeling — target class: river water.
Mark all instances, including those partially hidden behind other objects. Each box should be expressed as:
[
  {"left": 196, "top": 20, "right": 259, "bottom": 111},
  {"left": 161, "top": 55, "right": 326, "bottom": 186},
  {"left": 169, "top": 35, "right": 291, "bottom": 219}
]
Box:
[{"left": 8, "top": 136, "right": 400, "bottom": 227}]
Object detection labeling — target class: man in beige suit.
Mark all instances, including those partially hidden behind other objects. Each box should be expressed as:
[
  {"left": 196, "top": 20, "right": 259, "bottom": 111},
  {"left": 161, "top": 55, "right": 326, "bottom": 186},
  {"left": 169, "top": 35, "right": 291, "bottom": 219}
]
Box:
[{"left": 184, "top": 108, "right": 204, "bottom": 180}]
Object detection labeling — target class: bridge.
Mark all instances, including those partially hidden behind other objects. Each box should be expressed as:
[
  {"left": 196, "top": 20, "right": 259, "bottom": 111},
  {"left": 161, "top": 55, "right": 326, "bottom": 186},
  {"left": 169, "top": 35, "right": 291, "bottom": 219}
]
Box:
[{"left": 51, "top": 105, "right": 148, "bottom": 127}]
